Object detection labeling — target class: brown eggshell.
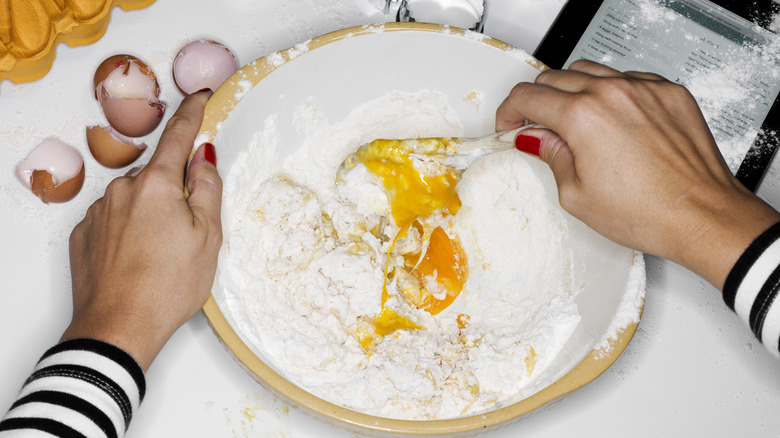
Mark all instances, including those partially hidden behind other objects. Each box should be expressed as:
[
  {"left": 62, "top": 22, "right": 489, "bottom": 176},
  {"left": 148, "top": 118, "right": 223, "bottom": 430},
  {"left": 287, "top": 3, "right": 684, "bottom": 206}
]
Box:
[
  {"left": 86, "top": 125, "right": 147, "bottom": 168},
  {"left": 30, "top": 165, "right": 85, "bottom": 204},
  {"left": 93, "top": 54, "right": 161, "bottom": 100},
  {"left": 98, "top": 86, "right": 165, "bottom": 137}
]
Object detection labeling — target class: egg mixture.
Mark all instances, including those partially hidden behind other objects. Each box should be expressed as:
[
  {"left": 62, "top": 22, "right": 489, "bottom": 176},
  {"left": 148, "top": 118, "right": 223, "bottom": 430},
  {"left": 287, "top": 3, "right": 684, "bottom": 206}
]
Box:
[
  {"left": 343, "top": 136, "right": 469, "bottom": 352},
  {"left": 216, "top": 90, "right": 581, "bottom": 419}
]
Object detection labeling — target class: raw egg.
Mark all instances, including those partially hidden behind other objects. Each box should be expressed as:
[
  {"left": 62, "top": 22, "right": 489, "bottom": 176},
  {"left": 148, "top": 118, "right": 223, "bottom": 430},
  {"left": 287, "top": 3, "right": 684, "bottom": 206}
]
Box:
[
  {"left": 355, "top": 138, "right": 462, "bottom": 226},
  {"left": 16, "top": 138, "right": 85, "bottom": 204},
  {"left": 86, "top": 125, "right": 147, "bottom": 168},
  {"left": 354, "top": 137, "right": 469, "bottom": 351},
  {"left": 93, "top": 54, "right": 166, "bottom": 137},
  {"left": 172, "top": 40, "right": 237, "bottom": 94},
  {"left": 398, "top": 221, "right": 468, "bottom": 315}
]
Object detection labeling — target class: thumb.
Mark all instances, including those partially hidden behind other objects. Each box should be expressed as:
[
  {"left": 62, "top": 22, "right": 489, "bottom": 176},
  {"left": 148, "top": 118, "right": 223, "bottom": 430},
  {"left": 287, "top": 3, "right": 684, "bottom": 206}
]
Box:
[
  {"left": 187, "top": 143, "right": 223, "bottom": 235},
  {"left": 515, "top": 128, "right": 577, "bottom": 189}
]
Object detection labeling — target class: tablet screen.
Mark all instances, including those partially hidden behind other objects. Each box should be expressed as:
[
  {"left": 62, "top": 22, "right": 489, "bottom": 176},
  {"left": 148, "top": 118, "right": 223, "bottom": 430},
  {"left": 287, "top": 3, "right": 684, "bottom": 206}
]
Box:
[{"left": 534, "top": 0, "right": 780, "bottom": 191}]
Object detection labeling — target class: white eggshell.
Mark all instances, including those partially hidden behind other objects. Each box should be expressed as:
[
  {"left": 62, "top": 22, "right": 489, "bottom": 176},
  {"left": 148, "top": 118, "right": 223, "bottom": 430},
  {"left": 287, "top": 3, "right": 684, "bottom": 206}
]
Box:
[{"left": 173, "top": 39, "right": 238, "bottom": 94}]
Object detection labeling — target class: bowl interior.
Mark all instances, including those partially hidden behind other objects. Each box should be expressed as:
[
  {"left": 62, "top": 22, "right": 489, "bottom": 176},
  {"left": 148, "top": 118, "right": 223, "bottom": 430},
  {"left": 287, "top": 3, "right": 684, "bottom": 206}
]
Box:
[{"left": 199, "top": 23, "right": 643, "bottom": 435}]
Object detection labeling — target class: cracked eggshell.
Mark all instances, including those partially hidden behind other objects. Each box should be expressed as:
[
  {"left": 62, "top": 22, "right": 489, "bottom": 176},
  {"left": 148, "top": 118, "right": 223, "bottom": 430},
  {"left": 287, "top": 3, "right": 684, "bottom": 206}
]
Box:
[
  {"left": 98, "top": 86, "right": 165, "bottom": 137},
  {"left": 86, "top": 125, "right": 148, "bottom": 168},
  {"left": 16, "top": 138, "right": 85, "bottom": 204},
  {"left": 94, "top": 54, "right": 166, "bottom": 137},
  {"left": 173, "top": 39, "right": 238, "bottom": 94}
]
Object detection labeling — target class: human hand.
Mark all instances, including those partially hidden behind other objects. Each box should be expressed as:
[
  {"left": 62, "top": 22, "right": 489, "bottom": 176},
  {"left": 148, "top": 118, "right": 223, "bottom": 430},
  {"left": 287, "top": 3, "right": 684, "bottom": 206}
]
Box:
[
  {"left": 497, "top": 60, "right": 780, "bottom": 290},
  {"left": 62, "top": 90, "right": 223, "bottom": 371}
]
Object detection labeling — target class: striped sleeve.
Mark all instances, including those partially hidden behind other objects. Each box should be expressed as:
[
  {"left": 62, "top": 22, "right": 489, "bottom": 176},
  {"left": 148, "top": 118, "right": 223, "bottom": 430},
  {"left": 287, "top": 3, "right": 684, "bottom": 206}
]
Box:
[
  {"left": 723, "top": 221, "right": 780, "bottom": 359},
  {"left": 0, "top": 338, "right": 145, "bottom": 438}
]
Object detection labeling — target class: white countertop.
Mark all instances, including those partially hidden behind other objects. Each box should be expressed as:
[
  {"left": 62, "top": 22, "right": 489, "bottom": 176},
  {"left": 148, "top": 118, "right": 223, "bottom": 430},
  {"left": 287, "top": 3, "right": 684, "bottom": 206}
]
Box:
[{"left": 1, "top": 1, "right": 779, "bottom": 436}]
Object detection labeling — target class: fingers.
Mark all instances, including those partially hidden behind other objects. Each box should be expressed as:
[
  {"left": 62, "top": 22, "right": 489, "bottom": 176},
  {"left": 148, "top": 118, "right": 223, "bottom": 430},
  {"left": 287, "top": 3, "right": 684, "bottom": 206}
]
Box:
[
  {"left": 515, "top": 128, "right": 578, "bottom": 190},
  {"left": 624, "top": 71, "right": 668, "bottom": 81},
  {"left": 186, "top": 143, "right": 223, "bottom": 240},
  {"left": 497, "top": 60, "right": 626, "bottom": 132},
  {"left": 568, "top": 59, "right": 623, "bottom": 76},
  {"left": 495, "top": 81, "right": 578, "bottom": 133},
  {"left": 534, "top": 69, "right": 595, "bottom": 93},
  {"left": 495, "top": 88, "right": 532, "bottom": 131},
  {"left": 536, "top": 61, "right": 666, "bottom": 91},
  {"left": 533, "top": 59, "right": 622, "bottom": 93},
  {"left": 146, "top": 90, "right": 212, "bottom": 179},
  {"left": 498, "top": 60, "right": 674, "bottom": 133}
]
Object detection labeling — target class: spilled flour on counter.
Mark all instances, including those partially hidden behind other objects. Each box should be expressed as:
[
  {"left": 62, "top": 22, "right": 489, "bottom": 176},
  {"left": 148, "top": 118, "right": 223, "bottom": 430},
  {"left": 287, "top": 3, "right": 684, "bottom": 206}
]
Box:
[{"left": 216, "top": 90, "right": 583, "bottom": 420}]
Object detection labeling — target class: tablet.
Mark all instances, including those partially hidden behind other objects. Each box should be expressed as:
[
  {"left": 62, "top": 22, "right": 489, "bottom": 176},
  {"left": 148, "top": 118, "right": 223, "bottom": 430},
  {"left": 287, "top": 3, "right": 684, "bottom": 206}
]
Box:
[{"left": 534, "top": 0, "right": 780, "bottom": 192}]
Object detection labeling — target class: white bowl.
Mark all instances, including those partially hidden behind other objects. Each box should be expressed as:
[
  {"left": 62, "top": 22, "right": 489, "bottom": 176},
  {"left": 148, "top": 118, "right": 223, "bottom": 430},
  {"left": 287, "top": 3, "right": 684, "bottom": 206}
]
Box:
[{"left": 197, "top": 23, "right": 645, "bottom": 436}]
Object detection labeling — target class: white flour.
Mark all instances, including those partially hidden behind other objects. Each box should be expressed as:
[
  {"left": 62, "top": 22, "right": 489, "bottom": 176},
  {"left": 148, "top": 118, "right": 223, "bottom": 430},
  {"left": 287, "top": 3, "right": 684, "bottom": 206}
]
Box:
[{"left": 216, "top": 90, "right": 583, "bottom": 419}]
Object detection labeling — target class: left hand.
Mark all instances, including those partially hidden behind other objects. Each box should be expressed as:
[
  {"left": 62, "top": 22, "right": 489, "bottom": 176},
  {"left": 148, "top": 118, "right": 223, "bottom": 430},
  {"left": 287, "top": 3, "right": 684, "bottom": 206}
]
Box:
[{"left": 62, "top": 90, "right": 223, "bottom": 371}]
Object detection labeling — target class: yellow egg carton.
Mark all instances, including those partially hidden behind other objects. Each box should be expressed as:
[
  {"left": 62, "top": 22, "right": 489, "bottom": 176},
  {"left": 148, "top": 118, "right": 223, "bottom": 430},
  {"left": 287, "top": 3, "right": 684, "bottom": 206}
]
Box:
[{"left": 0, "top": 0, "right": 157, "bottom": 84}]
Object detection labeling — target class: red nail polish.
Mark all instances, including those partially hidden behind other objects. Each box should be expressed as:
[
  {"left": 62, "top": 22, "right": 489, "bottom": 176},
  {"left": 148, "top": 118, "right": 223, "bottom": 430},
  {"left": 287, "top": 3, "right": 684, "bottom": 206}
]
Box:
[
  {"left": 204, "top": 143, "right": 217, "bottom": 166},
  {"left": 515, "top": 134, "right": 541, "bottom": 156},
  {"left": 197, "top": 88, "right": 213, "bottom": 94}
]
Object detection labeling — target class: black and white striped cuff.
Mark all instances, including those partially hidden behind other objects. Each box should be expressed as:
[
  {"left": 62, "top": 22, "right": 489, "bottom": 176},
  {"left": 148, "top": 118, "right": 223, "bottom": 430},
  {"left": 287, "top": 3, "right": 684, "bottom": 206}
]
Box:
[
  {"left": 0, "top": 338, "right": 145, "bottom": 438},
  {"left": 723, "top": 222, "right": 780, "bottom": 358}
]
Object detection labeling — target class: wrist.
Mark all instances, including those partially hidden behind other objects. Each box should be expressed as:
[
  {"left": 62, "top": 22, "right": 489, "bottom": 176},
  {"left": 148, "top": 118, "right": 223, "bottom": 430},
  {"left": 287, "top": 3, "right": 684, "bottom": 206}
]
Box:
[
  {"left": 61, "top": 305, "right": 176, "bottom": 372},
  {"left": 668, "top": 184, "right": 780, "bottom": 290}
]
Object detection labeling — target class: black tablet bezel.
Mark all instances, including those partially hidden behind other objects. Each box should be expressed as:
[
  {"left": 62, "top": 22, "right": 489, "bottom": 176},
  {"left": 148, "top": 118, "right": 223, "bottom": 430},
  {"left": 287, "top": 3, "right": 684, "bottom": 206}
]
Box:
[
  {"left": 534, "top": 0, "right": 605, "bottom": 70},
  {"left": 532, "top": 0, "right": 780, "bottom": 192}
]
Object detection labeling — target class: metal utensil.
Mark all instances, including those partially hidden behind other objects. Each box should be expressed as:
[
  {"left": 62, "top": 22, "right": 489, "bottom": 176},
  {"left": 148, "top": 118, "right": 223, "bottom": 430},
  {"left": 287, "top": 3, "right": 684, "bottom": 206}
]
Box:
[
  {"left": 337, "top": 123, "right": 544, "bottom": 182},
  {"left": 406, "top": 122, "right": 544, "bottom": 170}
]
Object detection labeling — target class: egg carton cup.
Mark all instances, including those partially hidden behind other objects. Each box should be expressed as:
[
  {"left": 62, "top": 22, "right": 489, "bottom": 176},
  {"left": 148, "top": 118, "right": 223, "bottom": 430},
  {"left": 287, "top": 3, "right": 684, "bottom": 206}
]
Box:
[{"left": 0, "top": 0, "right": 157, "bottom": 84}]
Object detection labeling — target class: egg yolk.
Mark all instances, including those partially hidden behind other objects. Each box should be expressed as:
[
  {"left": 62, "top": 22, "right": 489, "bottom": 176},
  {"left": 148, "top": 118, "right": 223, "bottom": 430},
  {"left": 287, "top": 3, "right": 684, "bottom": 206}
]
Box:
[
  {"left": 355, "top": 139, "right": 461, "bottom": 226},
  {"left": 354, "top": 137, "right": 469, "bottom": 352},
  {"left": 456, "top": 314, "right": 471, "bottom": 332},
  {"left": 401, "top": 224, "right": 468, "bottom": 314},
  {"left": 525, "top": 346, "right": 538, "bottom": 377}
]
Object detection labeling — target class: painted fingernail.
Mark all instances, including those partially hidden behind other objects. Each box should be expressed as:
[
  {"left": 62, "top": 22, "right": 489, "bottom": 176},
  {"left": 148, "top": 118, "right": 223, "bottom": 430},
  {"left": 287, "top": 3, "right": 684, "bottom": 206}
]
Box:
[
  {"left": 515, "top": 134, "right": 541, "bottom": 156},
  {"left": 197, "top": 88, "right": 213, "bottom": 94},
  {"left": 204, "top": 143, "right": 217, "bottom": 166},
  {"left": 124, "top": 165, "right": 145, "bottom": 177}
]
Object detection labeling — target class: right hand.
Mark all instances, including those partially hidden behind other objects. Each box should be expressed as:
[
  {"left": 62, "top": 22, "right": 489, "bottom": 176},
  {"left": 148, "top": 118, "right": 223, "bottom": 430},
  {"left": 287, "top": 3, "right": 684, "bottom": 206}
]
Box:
[{"left": 496, "top": 60, "right": 780, "bottom": 290}]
